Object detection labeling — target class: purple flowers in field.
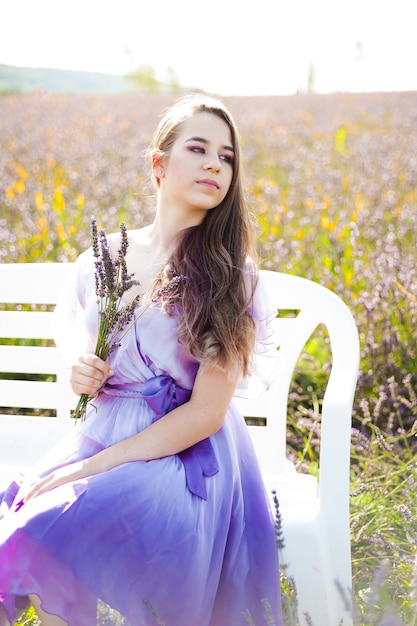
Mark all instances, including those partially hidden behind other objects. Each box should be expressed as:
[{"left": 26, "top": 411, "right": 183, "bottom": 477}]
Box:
[{"left": 1, "top": 91, "right": 417, "bottom": 623}]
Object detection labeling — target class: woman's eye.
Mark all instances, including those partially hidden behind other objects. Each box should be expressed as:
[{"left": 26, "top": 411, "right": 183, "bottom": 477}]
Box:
[
  {"left": 189, "top": 146, "right": 205, "bottom": 153},
  {"left": 220, "top": 154, "right": 234, "bottom": 165}
]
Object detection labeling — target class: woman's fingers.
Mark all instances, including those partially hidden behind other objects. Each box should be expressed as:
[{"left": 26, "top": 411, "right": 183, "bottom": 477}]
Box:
[
  {"left": 24, "top": 462, "right": 87, "bottom": 503},
  {"left": 70, "top": 354, "right": 114, "bottom": 395}
]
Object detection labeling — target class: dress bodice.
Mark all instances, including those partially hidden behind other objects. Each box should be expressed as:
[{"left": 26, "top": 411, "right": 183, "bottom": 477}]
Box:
[{"left": 52, "top": 247, "right": 281, "bottom": 400}]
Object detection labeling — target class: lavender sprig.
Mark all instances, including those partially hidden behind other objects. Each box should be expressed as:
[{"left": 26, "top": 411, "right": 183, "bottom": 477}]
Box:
[{"left": 72, "top": 218, "right": 187, "bottom": 421}]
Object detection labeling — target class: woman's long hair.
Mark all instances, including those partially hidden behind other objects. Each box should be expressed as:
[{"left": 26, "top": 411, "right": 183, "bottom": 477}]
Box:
[{"left": 150, "top": 94, "right": 258, "bottom": 378}]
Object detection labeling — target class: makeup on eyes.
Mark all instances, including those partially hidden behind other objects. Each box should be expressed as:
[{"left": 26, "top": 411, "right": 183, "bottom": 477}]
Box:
[{"left": 185, "top": 136, "right": 234, "bottom": 164}]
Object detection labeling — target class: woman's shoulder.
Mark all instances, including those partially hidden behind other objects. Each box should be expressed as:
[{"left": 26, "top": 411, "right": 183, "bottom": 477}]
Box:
[
  {"left": 73, "top": 225, "right": 152, "bottom": 276},
  {"left": 107, "top": 225, "right": 152, "bottom": 253}
]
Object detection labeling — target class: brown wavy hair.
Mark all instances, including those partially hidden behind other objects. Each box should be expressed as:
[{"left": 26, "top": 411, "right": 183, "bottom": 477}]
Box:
[{"left": 150, "top": 94, "right": 258, "bottom": 378}]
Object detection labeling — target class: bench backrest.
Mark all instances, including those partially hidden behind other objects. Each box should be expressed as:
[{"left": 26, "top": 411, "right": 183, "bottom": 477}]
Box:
[
  {"left": 0, "top": 263, "right": 359, "bottom": 494},
  {"left": 0, "top": 263, "right": 76, "bottom": 478}
]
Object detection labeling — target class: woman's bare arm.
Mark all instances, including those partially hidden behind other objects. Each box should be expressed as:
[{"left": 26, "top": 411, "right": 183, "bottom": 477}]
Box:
[{"left": 24, "top": 365, "right": 239, "bottom": 501}]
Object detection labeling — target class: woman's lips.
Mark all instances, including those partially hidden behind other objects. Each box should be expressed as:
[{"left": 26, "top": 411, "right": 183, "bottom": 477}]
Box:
[{"left": 197, "top": 178, "right": 219, "bottom": 190}]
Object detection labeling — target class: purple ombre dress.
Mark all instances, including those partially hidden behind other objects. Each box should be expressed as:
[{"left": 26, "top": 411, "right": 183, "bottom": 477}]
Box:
[{"left": 0, "top": 250, "right": 283, "bottom": 626}]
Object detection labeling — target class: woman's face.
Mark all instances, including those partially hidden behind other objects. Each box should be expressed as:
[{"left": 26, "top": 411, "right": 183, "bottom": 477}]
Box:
[{"left": 156, "top": 112, "right": 234, "bottom": 218}]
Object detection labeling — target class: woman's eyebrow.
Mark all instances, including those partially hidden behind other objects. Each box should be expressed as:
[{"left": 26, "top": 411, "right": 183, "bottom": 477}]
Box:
[{"left": 185, "top": 136, "right": 234, "bottom": 153}]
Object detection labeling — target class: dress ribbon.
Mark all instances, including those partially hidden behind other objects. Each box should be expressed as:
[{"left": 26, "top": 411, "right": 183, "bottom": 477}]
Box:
[{"left": 103, "top": 376, "right": 219, "bottom": 500}]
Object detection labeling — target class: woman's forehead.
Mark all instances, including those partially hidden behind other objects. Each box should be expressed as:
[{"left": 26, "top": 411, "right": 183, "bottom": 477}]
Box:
[{"left": 176, "top": 112, "right": 233, "bottom": 145}]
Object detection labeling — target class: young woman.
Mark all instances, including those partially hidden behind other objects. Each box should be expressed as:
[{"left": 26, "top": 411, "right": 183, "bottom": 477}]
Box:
[{"left": 0, "top": 94, "right": 283, "bottom": 626}]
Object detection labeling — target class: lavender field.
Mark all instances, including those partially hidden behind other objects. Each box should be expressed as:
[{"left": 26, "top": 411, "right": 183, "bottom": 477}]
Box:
[{"left": 1, "top": 91, "right": 417, "bottom": 624}]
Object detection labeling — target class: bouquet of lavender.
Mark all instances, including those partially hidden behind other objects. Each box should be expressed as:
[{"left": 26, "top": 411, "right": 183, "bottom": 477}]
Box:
[{"left": 72, "top": 217, "right": 186, "bottom": 422}]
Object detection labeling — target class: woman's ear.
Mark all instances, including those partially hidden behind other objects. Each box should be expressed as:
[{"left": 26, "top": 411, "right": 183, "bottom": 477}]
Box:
[{"left": 152, "top": 152, "right": 165, "bottom": 186}]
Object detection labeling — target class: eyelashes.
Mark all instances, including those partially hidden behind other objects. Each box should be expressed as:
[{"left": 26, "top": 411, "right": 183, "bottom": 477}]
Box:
[
  {"left": 220, "top": 154, "right": 234, "bottom": 165},
  {"left": 188, "top": 146, "right": 234, "bottom": 165}
]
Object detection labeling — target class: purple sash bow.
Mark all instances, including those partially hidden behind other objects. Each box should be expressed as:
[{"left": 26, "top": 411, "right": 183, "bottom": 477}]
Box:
[{"left": 103, "top": 376, "right": 219, "bottom": 500}]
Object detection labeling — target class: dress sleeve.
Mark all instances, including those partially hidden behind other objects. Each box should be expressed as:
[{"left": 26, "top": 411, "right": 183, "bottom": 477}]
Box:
[
  {"left": 51, "top": 249, "right": 96, "bottom": 366},
  {"left": 234, "top": 266, "right": 282, "bottom": 399}
]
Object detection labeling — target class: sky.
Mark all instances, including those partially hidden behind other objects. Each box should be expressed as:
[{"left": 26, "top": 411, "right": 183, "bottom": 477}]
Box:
[{"left": 0, "top": 0, "right": 416, "bottom": 96}]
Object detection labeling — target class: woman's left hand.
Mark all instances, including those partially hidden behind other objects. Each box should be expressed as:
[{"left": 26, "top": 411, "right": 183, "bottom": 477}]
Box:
[{"left": 24, "top": 460, "right": 91, "bottom": 503}]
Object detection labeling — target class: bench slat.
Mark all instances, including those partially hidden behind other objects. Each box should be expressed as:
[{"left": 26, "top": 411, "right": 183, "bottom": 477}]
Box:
[
  {"left": 0, "top": 345, "right": 65, "bottom": 374},
  {"left": 0, "top": 311, "right": 55, "bottom": 339},
  {"left": 0, "top": 263, "right": 72, "bottom": 303},
  {"left": 0, "top": 379, "right": 75, "bottom": 411},
  {"left": 0, "top": 414, "right": 74, "bottom": 468}
]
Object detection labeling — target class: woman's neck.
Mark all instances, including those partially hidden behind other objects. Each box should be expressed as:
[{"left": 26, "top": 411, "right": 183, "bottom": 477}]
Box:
[
  {"left": 152, "top": 187, "right": 209, "bottom": 242},
  {"left": 147, "top": 209, "right": 203, "bottom": 256}
]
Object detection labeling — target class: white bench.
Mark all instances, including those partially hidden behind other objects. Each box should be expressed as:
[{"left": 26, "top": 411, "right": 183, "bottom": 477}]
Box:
[{"left": 0, "top": 263, "right": 359, "bottom": 626}]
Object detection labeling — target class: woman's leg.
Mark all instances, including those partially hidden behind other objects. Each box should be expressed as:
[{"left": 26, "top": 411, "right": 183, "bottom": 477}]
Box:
[{"left": 28, "top": 595, "right": 67, "bottom": 626}]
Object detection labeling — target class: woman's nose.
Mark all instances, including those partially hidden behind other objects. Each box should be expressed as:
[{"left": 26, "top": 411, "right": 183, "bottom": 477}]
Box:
[{"left": 203, "top": 155, "right": 221, "bottom": 172}]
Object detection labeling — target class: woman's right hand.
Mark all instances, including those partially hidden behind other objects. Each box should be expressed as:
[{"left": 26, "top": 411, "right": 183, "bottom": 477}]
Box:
[{"left": 70, "top": 354, "right": 114, "bottom": 396}]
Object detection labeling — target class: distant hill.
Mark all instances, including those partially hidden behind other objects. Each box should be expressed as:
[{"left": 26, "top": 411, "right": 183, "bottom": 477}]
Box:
[{"left": 0, "top": 64, "right": 137, "bottom": 94}]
